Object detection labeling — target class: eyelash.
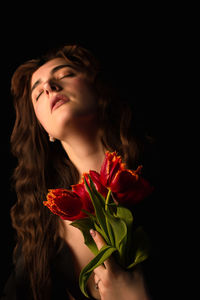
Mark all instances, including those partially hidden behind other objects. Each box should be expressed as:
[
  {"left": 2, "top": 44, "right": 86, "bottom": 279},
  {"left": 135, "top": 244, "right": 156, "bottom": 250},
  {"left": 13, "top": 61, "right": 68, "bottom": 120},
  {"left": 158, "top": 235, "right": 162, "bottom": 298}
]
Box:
[
  {"left": 35, "top": 73, "right": 75, "bottom": 101},
  {"left": 58, "top": 73, "right": 74, "bottom": 79},
  {"left": 36, "top": 91, "right": 43, "bottom": 101}
]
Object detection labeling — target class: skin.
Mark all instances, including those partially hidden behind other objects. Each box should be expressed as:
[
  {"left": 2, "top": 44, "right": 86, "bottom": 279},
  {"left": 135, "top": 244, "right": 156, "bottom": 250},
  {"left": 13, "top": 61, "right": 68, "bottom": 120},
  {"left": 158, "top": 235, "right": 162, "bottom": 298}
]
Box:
[
  {"left": 90, "top": 230, "right": 150, "bottom": 300},
  {"left": 31, "top": 58, "right": 150, "bottom": 300},
  {"left": 31, "top": 58, "right": 105, "bottom": 176}
]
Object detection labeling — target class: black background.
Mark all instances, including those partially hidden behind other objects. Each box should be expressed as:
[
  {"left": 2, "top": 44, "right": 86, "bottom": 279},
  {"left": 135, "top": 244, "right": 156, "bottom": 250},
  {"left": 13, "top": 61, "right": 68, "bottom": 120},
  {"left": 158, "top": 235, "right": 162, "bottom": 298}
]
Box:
[{"left": 0, "top": 7, "right": 181, "bottom": 298}]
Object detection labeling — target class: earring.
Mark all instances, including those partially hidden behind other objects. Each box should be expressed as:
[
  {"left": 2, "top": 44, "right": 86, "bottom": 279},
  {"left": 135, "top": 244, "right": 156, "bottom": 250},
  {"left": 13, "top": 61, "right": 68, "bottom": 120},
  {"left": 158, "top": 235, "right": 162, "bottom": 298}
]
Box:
[{"left": 49, "top": 134, "right": 55, "bottom": 142}]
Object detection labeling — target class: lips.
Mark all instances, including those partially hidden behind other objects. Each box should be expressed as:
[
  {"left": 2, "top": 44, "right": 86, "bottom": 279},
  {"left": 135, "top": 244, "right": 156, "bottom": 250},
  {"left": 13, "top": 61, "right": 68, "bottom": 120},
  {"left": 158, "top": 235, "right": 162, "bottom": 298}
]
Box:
[{"left": 50, "top": 94, "right": 70, "bottom": 112}]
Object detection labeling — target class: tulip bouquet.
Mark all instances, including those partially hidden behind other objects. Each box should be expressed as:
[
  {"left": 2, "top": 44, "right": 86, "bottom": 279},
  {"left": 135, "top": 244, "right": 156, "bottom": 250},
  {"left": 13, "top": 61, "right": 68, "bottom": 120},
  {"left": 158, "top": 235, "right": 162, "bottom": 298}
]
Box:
[{"left": 43, "top": 151, "right": 153, "bottom": 298}]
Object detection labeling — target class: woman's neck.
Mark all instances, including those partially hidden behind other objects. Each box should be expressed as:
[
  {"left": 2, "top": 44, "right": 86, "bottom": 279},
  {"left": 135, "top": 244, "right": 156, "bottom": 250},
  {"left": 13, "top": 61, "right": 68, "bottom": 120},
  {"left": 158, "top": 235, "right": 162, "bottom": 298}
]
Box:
[{"left": 61, "top": 123, "right": 106, "bottom": 179}]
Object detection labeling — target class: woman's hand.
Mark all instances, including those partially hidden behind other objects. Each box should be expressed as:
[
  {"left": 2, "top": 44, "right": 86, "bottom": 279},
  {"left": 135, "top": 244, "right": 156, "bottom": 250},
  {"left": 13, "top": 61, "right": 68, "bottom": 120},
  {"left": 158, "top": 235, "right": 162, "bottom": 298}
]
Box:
[{"left": 90, "top": 229, "right": 150, "bottom": 300}]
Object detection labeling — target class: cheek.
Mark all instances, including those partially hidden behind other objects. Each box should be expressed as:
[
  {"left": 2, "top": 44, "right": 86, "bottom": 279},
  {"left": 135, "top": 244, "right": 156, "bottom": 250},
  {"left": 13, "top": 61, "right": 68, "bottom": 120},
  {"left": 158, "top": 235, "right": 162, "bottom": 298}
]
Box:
[
  {"left": 73, "top": 78, "right": 98, "bottom": 108},
  {"left": 33, "top": 102, "right": 50, "bottom": 130}
]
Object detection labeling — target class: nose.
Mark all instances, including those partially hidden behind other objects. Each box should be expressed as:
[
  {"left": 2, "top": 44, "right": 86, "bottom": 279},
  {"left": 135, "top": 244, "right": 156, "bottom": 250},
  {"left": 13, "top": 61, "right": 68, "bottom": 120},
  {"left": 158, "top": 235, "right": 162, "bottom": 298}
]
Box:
[{"left": 44, "top": 80, "right": 62, "bottom": 95}]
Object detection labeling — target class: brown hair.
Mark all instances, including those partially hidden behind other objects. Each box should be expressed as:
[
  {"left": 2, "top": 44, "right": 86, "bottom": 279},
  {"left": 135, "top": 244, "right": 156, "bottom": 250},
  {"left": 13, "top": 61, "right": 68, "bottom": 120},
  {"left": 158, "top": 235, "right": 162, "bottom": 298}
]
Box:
[{"left": 10, "top": 44, "right": 143, "bottom": 299}]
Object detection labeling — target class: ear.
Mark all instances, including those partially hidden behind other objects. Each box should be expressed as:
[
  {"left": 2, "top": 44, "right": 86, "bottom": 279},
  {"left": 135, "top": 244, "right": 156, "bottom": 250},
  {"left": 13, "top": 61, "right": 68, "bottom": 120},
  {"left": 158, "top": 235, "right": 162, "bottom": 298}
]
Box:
[{"left": 49, "top": 134, "right": 56, "bottom": 142}]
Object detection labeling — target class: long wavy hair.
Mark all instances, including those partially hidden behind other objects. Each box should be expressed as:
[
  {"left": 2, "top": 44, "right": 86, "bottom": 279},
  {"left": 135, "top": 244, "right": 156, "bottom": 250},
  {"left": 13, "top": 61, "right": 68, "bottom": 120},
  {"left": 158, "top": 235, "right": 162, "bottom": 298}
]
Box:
[{"left": 10, "top": 44, "right": 145, "bottom": 299}]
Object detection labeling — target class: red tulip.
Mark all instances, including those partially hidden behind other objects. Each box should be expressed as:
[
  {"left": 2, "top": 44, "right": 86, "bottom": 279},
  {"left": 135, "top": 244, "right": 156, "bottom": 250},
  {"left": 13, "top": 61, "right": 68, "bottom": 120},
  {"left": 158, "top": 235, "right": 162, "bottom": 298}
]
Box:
[
  {"left": 44, "top": 188, "right": 88, "bottom": 221},
  {"left": 88, "top": 170, "right": 108, "bottom": 199},
  {"left": 72, "top": 171, "right": 108, "bottom": 208},
  {"left": 44, "top": 151, "right": 152, "bottom": 298},
  {"left": 100, "top": 152, "right": 153, "bottom": 205},
  {"left": 72, "top": 181, "right": 95, "bottom": 215},
  {"left": 44, "top": 151, "right": 153, "bottom": 221},
  {"left": 112, "top": 169, "right": 154, "bottom": 205},
  {"left": 100, "top": 151, "right": 126, "bottom": 187}
]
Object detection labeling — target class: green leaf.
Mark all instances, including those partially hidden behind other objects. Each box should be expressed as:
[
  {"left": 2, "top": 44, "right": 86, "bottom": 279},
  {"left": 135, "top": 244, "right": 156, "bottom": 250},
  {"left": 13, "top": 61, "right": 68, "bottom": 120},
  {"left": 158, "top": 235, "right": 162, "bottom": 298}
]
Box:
[
  {"left": 81, "top": 209, "right": 96, "bottom": 220},
  {"left": 116, "top": 206, "right": 133, "bottom": 228},
  {"left": 70, "top": 218, "right": 98, "bottom": 256},
  {"left": 93, "top": 220, "right": 113, "bottom": 248},
  {"left": 127, "top": 250, "right": 149, "bottom": 269},
  {"left": 84, "top": 176, "right": 110, "bottom": 244},
  {"left": 115, "top": 206, "right": 134, "bottom": 265},
  {"left": 79, "top": 245, "right": 117, "bottom": 298},
  {"left": 127, "top": 226, "right": 150, "bottom": 269},
  {"left": 104, "top": 209, "right": 127, "bottom": 265},
  {"left": 85, "top": 175, "right": 105, "bottom": 206},
  {"left": 90, "top": 177, "right": 106, "bottom": 206}
]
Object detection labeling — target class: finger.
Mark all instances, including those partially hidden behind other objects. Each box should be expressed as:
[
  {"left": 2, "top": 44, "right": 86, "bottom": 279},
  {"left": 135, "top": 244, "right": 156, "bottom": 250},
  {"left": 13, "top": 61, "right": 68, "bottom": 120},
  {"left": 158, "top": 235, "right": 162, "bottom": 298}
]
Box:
[
  {"left": 90, "top": 229, "right": 119, "bottom": 272},
  {"left": 94, "top": 273, "right": 100, "bottom": 284},
  {"left": 90, "top": 229, "right": 106, "bottom": 273},
  {"left": 90, "top": 229, "right": 106, "bottom": 250}
]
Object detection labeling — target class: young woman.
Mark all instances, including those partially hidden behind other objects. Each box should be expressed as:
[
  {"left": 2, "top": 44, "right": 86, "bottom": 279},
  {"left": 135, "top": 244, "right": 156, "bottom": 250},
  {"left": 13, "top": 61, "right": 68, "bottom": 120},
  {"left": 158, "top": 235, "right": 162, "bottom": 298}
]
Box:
[{"left": 2, "top": 44, "right": 158, "bottom": 299}]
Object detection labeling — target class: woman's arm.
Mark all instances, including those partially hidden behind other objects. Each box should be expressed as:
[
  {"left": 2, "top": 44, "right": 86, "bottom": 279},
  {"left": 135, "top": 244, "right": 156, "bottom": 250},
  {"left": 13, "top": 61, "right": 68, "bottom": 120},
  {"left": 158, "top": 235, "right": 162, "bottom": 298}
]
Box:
[{"left": 90, "top": 229, "right": 151, "bottom": 300}]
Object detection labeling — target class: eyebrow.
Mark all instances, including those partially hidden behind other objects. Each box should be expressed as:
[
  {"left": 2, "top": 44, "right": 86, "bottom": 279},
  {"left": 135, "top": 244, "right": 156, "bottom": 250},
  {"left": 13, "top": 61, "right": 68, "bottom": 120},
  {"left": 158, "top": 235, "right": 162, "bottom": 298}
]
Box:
[{"left": 31, "top": 64, "right": 75, "bottom": 94}]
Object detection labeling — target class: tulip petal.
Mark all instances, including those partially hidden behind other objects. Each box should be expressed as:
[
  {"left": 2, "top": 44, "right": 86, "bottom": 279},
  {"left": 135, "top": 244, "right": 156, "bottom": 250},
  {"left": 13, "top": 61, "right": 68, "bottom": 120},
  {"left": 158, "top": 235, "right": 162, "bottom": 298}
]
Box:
[
  {"left": 89, "top": 170, "right": 108, "bottom": 199},
  {"left": 110, "top": 169, "right": 139, "bottom": 193},
  {"left": 113, "top": 177, "right": 154, "bottom": 206},
  {"left": 44, "top": 189, "right": 84, "bottom": 221},
  {"left": 72, "top": 182, "right": 94, "bottom": 215},
  {"left": 100, "top": 151, "right": 125, "bottom": 186}
]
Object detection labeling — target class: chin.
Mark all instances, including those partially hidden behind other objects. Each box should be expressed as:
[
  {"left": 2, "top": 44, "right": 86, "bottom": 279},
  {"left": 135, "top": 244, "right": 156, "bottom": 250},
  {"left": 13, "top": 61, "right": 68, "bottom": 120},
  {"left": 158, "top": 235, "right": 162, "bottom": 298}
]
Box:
[{"left": 51, "top": 107, "right": 98, "bottom": 139}]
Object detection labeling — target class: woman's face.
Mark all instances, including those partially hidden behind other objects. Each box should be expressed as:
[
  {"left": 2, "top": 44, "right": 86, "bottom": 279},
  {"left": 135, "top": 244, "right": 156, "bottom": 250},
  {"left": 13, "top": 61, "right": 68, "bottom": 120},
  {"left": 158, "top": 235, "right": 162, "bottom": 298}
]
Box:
[{"left": 31, "top": 58, "right": 98, "bottom": 140}]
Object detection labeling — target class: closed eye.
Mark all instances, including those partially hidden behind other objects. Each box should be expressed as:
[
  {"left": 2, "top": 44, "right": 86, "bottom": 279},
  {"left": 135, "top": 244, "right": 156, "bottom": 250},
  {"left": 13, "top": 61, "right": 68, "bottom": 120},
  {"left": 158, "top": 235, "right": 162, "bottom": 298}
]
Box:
[
  {"left": 58, "top": 73, "right": 75, "bottom": 80},
  {"left": 34, "top": 73, "right": 75, "bottom": 101},
  {"left": 36, "top": 90, "right": 44, "bottom": 101}
]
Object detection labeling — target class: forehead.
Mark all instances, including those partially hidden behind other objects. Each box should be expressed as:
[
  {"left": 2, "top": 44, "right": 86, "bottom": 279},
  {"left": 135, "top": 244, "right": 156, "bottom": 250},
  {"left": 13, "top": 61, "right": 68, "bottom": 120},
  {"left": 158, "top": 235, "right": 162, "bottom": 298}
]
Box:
[{"left": 31, "top": 58, "right": 68, "bottom": 87}]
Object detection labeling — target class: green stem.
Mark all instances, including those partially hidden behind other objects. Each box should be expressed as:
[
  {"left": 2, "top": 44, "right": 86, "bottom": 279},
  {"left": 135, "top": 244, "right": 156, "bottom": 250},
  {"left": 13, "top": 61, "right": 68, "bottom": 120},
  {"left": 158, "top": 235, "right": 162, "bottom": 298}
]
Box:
[
  {"left": 105, "top": 188, "right": 115, "bottom": 246},
  {"left": 105, "top": 189, "right": 111, "bottom": 211}
]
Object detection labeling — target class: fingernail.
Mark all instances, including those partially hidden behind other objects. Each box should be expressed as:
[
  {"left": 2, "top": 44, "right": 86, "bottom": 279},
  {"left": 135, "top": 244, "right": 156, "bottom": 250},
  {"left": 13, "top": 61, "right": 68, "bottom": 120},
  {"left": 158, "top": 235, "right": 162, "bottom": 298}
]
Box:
[{"left": 90, "top": 229, "right": 96, "bottom": 237}]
